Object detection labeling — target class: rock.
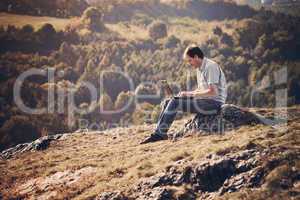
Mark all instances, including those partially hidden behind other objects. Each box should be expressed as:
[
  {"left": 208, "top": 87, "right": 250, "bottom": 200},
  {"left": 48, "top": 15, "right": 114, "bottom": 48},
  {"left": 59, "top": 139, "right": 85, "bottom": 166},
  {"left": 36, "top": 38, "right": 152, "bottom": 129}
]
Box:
[
  {"left": 138, "top": 187, "right": 173, "bottom": 200},
  {"left": 0, "top": 134, "right": 64, "bottom": 159},
  {"left": 131, "top": 145, "right": 272, "bottom": 199},
  {"left": 95, "top": 191, "right": 127, "bottom": 200},
  {"left": 174, "top": 104, "right": 268, "bottom": 138}
]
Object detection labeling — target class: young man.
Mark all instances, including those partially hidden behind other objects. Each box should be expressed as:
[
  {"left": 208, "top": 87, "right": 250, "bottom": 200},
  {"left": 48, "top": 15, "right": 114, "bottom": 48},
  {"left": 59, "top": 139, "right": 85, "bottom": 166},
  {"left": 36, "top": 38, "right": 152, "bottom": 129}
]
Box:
[{"left": 141, "top": 45, "right": 227, "bottom": 144}]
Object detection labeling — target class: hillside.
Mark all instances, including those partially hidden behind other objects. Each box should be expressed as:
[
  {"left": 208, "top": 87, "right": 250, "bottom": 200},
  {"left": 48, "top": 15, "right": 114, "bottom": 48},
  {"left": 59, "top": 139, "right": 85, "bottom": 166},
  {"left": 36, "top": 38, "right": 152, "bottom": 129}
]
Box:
[
  {"left": 0, "top": 2, "right": 299, "bottom": 199},
  {"left": 0, "top": 0, "right": 299, "bottom": 154},
  {"left": 0, "top": 0, "right": 89, "bottom": 17},
  {"left": 0, "top": 12, "right": 71, "bottom": 30},
  {"left": 0, "top": 106, "right": 299, "bottom": 199}
]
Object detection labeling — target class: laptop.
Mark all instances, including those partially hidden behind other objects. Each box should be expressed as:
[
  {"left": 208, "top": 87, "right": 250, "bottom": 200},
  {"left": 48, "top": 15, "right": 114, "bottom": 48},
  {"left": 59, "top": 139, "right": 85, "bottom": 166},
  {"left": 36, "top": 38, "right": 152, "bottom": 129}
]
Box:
[{"left": 159, "top": 80, "right": 193, "bottom": 99}]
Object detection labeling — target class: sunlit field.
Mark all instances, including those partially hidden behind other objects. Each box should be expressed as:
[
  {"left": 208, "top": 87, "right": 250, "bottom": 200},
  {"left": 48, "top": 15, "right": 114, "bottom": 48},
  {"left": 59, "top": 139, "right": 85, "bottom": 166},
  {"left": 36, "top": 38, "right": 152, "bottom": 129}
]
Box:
[{"left": 0, "top": 12, "right": 71, "bottom": 30}]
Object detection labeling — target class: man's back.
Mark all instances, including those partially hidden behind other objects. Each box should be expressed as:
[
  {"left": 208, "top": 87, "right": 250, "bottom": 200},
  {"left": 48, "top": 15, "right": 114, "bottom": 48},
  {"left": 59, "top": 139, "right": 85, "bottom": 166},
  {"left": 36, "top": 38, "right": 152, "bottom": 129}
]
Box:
[{"left": 196, "top": 57, "right": 227, "bottom": 104}]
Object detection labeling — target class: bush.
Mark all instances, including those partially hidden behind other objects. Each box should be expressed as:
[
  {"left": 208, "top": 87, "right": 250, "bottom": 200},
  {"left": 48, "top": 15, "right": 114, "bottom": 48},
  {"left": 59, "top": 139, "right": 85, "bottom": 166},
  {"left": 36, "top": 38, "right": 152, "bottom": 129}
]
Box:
[
  {"left": 101, "top": 70, "right": 131, "bottom": 101},
  {"left": 164, "top": 35, "right": 180, "bottom": 49},
  {"left": 132, "top": 102, "right": 155, "bottom": 125},
  {"left": 20, "top": 24, "right": 34, "bottom": 35},
  {"left": 114, "top": 91, "right": 135, "bottom": 114},
  {"left": 99, "top": 93, "right": 113, "bottom": 112},
  {"left": 36, "top": 23, "right": 56, "bottom": 42},
  {"left": 135, "top": 83, "right": 160, "bottom": 105},
  {"left": 148, "top": 20, "right": 168, "bottom": 40},
  {"left": 81, "top": 7, "right": 105, "bottom": 32}
]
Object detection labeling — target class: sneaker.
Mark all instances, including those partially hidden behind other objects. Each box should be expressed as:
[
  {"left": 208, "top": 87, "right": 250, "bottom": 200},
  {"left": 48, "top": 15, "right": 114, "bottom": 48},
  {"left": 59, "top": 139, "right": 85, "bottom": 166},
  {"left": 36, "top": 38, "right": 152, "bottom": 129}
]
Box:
[{"left": 140, "top": 133, "right": 168, "bottom": 144}]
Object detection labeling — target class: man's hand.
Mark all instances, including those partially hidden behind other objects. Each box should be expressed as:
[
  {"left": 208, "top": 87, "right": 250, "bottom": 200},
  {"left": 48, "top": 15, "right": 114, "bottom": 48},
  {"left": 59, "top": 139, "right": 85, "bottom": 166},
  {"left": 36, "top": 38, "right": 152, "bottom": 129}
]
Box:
[
  {"left": 177, "top": 85, "right": 218, "bottom": 98},
  {"left": 177, "top": 91, "right": 194, "bottom": 97}
]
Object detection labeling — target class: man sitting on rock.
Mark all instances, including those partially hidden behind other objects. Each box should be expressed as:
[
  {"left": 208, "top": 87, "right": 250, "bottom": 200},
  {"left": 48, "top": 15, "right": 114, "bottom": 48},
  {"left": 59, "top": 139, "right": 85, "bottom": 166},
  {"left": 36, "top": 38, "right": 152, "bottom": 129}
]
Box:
[{"left": 141, "top": 45, "right": 227, "bottom": 144}]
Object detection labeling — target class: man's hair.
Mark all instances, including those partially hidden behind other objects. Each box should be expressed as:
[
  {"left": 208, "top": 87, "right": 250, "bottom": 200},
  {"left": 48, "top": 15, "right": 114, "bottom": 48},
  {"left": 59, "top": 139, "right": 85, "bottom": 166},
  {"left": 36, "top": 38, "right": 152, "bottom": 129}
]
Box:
[{"left": 183, "top": 45, "right": 204, "bottom": 60}]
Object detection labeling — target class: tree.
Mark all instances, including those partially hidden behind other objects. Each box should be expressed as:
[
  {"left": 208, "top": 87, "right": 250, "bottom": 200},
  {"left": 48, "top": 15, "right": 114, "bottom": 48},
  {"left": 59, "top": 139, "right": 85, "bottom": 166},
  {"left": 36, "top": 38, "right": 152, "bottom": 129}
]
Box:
[
  {"left": 101, "top": 70, "right": 131, "bottom": 101},
  {"left": 148, "top": 20, "right": 168, "bottom": 40},
  {"left": 99, "top": 92, "right": 113, "bottom": 113},
  {"left": 0, "top": 115, "right": 39, "bottom": 151},
  {"left": 164, "top": 35, "right": 180, "bottom": 49},
  {"left": 81, "top": 7, "right": 105, "bottom": 32},
  {"left": 213, "top": 26, "right": 223, "bottom": 36},
  {"left": 20, "top": 24, "right": 34, "bottom": 35},
  {"left": 114, "top": 91, "right": 135, "bottom": 114},
  {"left": 36, "top": 23, "right": 56, "bottom": 42},
  {"left": 135, "top": 83, "right": 160, "bottom": 105}
]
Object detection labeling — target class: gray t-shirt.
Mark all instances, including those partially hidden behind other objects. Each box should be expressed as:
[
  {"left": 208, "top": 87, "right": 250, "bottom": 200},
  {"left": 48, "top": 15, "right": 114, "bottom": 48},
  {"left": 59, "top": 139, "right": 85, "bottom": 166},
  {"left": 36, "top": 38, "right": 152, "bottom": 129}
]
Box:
[{"left": 196, "top": 57, "right": 227, "bottom": 104}]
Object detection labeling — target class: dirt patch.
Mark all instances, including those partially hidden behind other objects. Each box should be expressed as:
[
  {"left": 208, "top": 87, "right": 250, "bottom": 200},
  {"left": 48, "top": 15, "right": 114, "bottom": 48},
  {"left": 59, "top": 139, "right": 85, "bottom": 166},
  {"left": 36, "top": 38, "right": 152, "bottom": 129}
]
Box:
[{"left": 17, "top": 166, "right": 97, "bottom": 199}]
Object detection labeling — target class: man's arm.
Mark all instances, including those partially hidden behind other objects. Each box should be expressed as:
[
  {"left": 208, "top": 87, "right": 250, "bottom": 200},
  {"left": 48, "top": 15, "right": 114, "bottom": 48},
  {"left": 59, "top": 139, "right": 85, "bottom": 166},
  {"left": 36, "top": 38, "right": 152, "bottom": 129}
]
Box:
[{"left": 178, "top": 84, "right": 218, "bottom": 98}]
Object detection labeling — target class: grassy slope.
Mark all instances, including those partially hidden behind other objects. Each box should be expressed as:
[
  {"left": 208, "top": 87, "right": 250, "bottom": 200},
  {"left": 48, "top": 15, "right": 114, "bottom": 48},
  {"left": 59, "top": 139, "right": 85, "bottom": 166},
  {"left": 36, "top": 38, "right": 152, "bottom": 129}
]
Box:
[
  {"left": 0, "top": 12, "right": 245, "bottom": 44},
  {"left": 0, "top": 106, "right": 299, "bottom": 199},
  {"left": 107, "top": 17, "right": 244, "bottom": 43}
]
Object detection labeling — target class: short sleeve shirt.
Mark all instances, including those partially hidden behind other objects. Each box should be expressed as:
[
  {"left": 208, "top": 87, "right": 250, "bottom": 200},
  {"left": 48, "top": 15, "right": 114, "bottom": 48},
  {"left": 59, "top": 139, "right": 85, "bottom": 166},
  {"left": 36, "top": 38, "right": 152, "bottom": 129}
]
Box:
[{"left": 196, "top": 57, "right": 227, "bottom": 104}]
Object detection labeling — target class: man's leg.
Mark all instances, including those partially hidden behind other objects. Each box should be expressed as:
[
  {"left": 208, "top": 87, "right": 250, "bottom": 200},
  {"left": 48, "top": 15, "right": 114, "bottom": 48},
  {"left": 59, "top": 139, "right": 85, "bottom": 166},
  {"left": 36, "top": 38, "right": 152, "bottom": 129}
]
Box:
[
  {"left": 156, "top": 97, "right": 221, "bottom": 136},
  {"left": 157, "top": 98, "right": 171, "bottom": 122},
  {"left": 141, "top": 97, "right": 221, "bottom": 144}
]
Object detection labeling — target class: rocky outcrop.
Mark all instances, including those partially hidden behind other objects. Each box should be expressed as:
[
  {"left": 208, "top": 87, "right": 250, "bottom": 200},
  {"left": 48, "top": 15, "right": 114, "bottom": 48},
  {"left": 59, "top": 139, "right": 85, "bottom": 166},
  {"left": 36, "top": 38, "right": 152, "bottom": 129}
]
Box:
[
  {"left": 98, "top": 143, "right": 299, "bottom": 200},
  {"left": 95, "top": 191, "right": 127, "bottom": 200},
  {"left": 131, "top": 146, "right": 264, "bottom": 199},
  {"left": 174, "top": 104, "right": 274, "bottom": 138},
  {"left": 0, "top": 134, "right": 66, "bottom": 159}
]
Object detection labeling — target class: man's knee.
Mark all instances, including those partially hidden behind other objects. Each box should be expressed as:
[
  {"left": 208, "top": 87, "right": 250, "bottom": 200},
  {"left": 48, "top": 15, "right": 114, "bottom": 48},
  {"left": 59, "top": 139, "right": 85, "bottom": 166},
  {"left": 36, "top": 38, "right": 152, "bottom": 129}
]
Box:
[{"left": 161, "top": 97, "right": 172, "bottom": 109}]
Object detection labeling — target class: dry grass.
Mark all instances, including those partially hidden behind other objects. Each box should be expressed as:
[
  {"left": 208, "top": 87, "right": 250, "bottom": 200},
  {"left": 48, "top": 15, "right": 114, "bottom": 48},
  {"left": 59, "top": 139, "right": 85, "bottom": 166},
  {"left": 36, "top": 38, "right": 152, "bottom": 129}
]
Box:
[
  {"left": 0, "top": 12, "right": 71, "bottom": 30},
  {"left": 1, "top": 106, "right": 299, "bottom": 199},
  {"left": 106, "top": 23, "right": 150, "bottom": 41},
  {"left": 106, "top": 16, "right": 247, "bottom": 43},
  {"left": 167, "top": 17, "right": 244, "bottom": 44},
  {"left": 0, "top": 12, "right": 246, "bottom": 44}
]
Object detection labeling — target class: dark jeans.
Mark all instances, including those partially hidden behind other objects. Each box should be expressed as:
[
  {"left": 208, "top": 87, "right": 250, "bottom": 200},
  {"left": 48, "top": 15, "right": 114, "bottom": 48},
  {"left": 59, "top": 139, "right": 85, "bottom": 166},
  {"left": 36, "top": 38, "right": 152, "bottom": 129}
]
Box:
[{"left": 155, "top": 97, "right": 222, "bottom": 136}]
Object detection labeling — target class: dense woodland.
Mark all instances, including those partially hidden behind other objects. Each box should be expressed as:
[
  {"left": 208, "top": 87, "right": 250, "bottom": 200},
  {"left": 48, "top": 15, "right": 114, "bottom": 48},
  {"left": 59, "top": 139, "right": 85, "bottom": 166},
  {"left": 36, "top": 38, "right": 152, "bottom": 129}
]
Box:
[
  {"left": 0, "top": 0, "right": 88, "bottom": 17},
  {"left": 0, "top": 0, "right": 299, "bottom": 151}
]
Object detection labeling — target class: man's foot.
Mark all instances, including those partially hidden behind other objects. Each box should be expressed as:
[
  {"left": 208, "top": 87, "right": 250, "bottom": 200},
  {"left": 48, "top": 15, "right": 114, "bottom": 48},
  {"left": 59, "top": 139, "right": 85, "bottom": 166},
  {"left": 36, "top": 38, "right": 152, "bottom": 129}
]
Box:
[{"left": 140, "top": 133, "right": 168, "bottom": 144}]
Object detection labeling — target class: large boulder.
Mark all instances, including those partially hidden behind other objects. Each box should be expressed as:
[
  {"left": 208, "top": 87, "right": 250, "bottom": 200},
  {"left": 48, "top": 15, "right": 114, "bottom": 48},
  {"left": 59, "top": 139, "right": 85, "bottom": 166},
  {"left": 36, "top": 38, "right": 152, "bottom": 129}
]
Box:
[{"left": 174, "top": 104, "right": 271, "bottom": 138}]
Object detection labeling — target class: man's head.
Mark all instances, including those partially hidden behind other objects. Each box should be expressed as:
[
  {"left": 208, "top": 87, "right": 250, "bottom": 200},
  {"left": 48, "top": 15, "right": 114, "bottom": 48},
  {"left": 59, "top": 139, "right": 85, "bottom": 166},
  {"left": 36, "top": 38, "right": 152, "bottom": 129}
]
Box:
[{"left": 183, "top": 45, "right": 204, "bottom": 69}]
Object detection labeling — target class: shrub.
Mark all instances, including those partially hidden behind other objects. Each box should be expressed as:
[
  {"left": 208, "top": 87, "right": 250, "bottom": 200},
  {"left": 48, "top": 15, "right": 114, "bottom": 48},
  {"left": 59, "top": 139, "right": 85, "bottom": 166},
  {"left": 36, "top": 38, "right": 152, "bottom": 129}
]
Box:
[
  {"left": 213, "top": 26, "right": 223, "bottom": 36},
  {"left": 148, "top": 20, "right": 168, "bottom": 40},
  {"left": 135, "top": 83, "right": 160, "bottom": 105},
  {"left": 164, "top": 35, "right": 180, "bottom": 49},
  {"left": 81, "top": 7, "right": 105, "bottom": 32},
  {"left": 99, "top": 92, "right": 113, "bottom": 112},
  {"left": 114, "top": 91, "right": 135, "bottom": 114},
  {"left": 20, "top": 24, "right": 34, "bottom": 35},
  {"left": 132, "top": 102, "right": 155, "bottom": 125},
  {"left": 101, "top": 70, "right": 131, "bottom": 101},
  {"left": 36, "top": 23, "right": 56, "bottom": 42}
]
